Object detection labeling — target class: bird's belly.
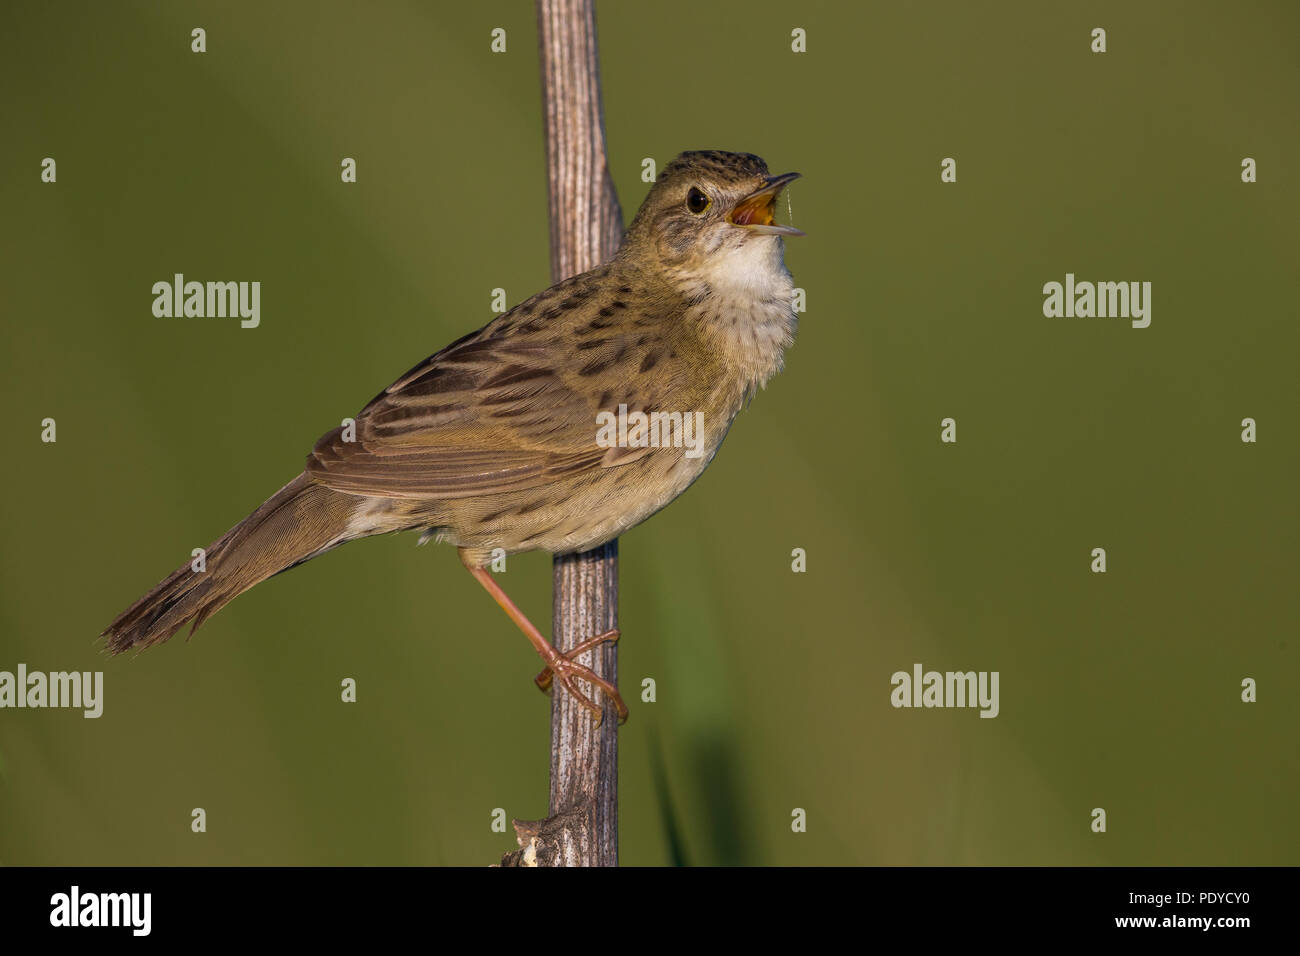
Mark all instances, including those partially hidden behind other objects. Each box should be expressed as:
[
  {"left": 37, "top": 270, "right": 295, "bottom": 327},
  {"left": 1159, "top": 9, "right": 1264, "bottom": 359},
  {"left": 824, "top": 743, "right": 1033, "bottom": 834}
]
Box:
[
  {"left": 560, "top": 448, "right": 718, "bottom": 552},
  {"left": 444, "top": 442, "right": 723, "bottom": 562}
]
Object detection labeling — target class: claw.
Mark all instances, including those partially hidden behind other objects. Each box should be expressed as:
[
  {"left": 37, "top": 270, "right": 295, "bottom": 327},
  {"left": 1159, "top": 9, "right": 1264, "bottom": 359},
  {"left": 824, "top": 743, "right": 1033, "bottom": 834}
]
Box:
[
  {"left": 536, "top": 628, "right": 620, "bottom": 691},
  {"left": 543, "top": 650, "right": 629, "bottom": 724}
]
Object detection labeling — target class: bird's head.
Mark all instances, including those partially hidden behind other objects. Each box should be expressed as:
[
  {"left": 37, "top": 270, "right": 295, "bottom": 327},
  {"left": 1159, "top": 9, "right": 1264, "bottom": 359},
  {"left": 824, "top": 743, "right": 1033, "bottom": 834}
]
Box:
[{"left": 623, "top": 150, "right": 803, "bottom": 276}]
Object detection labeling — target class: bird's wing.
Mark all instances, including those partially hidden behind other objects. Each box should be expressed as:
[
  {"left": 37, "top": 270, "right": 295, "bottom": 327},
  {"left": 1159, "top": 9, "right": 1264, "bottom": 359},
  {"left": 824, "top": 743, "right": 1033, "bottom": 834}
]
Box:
[{"left": 307, "top": 302, "right": 691, "bottom": 500}]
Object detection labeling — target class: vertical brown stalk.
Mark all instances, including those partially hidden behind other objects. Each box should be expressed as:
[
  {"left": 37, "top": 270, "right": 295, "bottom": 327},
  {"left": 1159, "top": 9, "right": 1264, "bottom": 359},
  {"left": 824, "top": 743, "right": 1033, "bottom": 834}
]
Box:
[{"left": 502, "top": 0, "right": 623, "bottom": 867}]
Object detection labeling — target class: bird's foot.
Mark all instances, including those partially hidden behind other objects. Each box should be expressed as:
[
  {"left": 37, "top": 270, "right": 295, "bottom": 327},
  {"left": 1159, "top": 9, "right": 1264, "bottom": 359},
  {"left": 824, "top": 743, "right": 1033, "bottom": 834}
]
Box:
[
  {"left": 535, "top": 629, "right": 626, "bottom": 725},
  {"left": 460, "top": 557, "right": 626, "bottom": 726},
  {"left": 535, "top": 628, "right": 619, "bottom": 690}
]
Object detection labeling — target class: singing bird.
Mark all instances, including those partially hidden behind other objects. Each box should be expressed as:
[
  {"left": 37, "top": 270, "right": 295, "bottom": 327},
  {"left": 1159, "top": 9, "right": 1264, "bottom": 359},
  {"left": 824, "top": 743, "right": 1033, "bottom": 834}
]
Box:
[{"left": 103, "top": 150, "right": 803, "bottom": 723}]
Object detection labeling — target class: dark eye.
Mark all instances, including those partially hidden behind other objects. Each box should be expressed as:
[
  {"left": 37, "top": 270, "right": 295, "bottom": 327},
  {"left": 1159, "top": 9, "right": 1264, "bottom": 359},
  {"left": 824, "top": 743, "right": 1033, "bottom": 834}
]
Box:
[{"left": 686, "top": 187, "right": 711, "bottom": 215}]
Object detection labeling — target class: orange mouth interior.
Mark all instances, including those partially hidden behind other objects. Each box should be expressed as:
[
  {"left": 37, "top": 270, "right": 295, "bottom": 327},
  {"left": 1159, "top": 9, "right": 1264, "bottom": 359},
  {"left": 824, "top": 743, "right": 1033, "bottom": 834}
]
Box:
[{"left": 729, "top": 193, "right": 777, "bottom": 227}]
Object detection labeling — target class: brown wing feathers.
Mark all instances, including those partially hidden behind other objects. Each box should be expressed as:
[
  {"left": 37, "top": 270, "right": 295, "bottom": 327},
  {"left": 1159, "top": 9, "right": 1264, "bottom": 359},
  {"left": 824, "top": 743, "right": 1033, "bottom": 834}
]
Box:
[{"left": 103, "top": 272, "right": 693, "bottom": 653}]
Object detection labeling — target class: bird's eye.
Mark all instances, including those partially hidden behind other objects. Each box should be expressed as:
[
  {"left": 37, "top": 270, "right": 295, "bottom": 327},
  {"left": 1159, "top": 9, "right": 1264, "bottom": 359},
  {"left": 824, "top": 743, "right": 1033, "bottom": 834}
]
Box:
[{"left": 686, "top": 187, "right": 711, "bottom": 215}]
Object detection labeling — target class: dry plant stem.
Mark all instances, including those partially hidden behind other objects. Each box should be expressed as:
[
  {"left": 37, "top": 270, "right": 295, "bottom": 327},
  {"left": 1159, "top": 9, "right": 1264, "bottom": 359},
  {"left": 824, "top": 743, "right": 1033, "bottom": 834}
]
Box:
[{"left": 501, "top": 0, "right": 624, "bottom": 868}]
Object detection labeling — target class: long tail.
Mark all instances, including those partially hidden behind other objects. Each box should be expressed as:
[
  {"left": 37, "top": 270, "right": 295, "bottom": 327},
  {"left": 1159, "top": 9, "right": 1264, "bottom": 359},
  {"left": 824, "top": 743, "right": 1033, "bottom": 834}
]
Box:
[{"left": 102, "top": 473, "right": 364, "bottom": 654}]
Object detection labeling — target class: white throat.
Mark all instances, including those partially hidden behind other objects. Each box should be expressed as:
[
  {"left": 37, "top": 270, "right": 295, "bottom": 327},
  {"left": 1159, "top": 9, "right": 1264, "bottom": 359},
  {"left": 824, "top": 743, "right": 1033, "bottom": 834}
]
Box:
[{"left": 692, "top": 236, "right": 797, "bottom": 396}]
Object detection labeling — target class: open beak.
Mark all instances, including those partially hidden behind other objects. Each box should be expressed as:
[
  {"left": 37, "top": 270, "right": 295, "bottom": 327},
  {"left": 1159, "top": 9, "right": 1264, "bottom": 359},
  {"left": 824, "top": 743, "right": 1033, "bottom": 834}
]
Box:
[{"left": 726, "top": 172, "right": 804, "bottom": 236}]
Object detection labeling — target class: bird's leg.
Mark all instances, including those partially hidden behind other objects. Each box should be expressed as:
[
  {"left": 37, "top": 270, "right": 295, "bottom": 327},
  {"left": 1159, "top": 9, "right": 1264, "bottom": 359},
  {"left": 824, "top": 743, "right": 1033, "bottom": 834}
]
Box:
[{"left": 461, "top": 552, "right": 628, "bottom": 725}]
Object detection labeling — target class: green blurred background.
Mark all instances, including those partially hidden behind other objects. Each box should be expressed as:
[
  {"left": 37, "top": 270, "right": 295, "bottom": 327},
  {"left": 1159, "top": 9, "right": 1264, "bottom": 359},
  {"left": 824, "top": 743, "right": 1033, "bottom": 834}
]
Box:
[{"left": 1, "top": 0, "right": 1296, "bottom": 865}]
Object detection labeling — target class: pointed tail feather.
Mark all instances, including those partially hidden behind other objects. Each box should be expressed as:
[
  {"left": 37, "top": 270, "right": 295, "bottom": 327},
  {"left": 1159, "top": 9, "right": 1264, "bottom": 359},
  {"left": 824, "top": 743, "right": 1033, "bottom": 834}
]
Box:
[{"left": 102, "top": 473, "right": 364, "bottom": 654}]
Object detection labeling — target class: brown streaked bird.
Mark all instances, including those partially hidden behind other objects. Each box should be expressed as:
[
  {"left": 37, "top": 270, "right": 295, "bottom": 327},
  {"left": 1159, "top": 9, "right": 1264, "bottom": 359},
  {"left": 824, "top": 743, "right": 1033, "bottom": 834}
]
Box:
[{"left": 102, "top": 149, "right": 803, "bottom": 724}]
